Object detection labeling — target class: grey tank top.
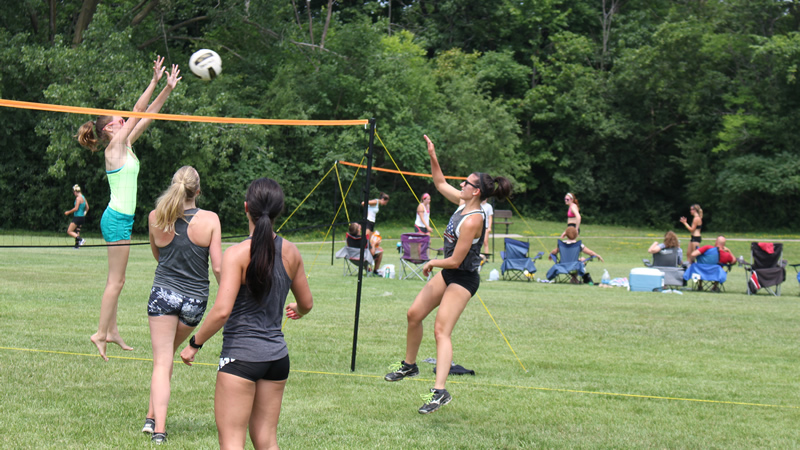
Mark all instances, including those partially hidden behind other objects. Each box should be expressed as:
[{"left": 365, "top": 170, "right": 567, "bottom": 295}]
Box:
[
  {"left": 443, "top": 205, "right": 485, "bottom": 272},
  {"left": 221, "top": 236, "right": 293, "bottom": 362},
  {"left": 152, "top": 209, "right": 211, "bottom": 300}
]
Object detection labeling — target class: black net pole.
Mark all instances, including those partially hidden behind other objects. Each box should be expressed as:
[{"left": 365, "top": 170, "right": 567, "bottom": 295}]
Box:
[{"left": 351, "top": 118, "right": 376, "bottom": 372}]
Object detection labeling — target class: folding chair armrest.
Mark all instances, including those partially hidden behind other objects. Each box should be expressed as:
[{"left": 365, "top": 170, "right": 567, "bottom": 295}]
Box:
[
  {"left": 585, "top": 255, "right": 597, "bottom": 263},
  {"left": 533, "top": 251, "right": 544, "bottom": 261},
  {"left": 722, "top": 263, "right": 735, "bottom": 273},
  {"left": 549, "top": 253, "right": 558, "bottom": 263},
  {"left": 779, "top": 259, "right": 789, "bottom": 269},
  {"left": 789, "top": 263, "right": 800, "bottom": 273},
  {"left": 642, "top": 258, "right": 652, "bottom": 267}
]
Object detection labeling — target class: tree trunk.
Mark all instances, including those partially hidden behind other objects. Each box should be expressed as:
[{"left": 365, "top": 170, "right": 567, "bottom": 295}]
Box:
[
  {"left": 49, "top": 0, "right": 56, "bottom": 44},
  {"left": 73, "top": 0, "right": 100, "bottom": 46},
  {"left": 132, "top": 0, "right": 160, "bottom": 27},
  {"left": 320, "top": 0, "right": 334, "bottom": 49}
]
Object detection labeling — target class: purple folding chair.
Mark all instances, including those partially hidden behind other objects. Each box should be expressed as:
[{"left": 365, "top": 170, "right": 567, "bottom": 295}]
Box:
[{"left": 400, "top": 233, "right": 431, "bottom": 281}]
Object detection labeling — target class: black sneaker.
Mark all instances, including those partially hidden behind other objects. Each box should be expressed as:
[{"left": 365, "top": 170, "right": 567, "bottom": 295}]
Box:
[
  {"left": 418, "top": 388, "right": 452, "bottom": 414},
  {"left": 151, "top": 432, "right": 167, "bottom": 444},
  {"left": 384, "top": 361, "right": 419, "bottom": 381},
  {"left": 142, "top": 418, "right": 155, "bottom": 434}
]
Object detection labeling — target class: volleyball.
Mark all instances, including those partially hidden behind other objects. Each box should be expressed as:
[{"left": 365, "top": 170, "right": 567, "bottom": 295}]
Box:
[{"left": 189, "top": 49, "right": 222, "bottom": 81}]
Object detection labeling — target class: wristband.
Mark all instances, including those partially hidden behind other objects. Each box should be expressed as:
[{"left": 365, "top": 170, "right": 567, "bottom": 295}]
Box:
[{"left": 189, "top": 335, "right": 203, "bottom": 350}]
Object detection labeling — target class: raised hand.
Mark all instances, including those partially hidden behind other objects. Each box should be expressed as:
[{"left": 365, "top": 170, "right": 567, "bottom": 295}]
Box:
[
  {"left": 166, "top": 64, "right": 182, "bottom": 89},
  {"left": 423, "top": 134, "right": 436, "bottom": 156},
  {"left": 153, "top": 55, "right": 166, "bottom": 82}
]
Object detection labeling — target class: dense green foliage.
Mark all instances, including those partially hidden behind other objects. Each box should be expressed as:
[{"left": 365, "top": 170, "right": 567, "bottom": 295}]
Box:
[{"left": 2, "top": 0, "right": 800, "bottom": 233}]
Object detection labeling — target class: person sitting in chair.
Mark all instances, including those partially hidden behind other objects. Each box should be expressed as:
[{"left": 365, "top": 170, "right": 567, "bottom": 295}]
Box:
[
  {"left": 348, "top": 222, "right": 383, "bottom": 274},
  {"left": 648, "top": 230, "right": 683, "bottom": 266},
  {"left": 551, "top": 226, "right": 604, "bottom": 263},
  {"left": 688, "top": 235, "right": 735, "bottom": 265}
]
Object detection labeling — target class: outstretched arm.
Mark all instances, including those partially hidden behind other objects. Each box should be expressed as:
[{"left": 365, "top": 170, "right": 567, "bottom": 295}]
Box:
[
  {"left": 128, "top": 64, "right": 181, "bottom": 145},
  {"left": 112, "top": 56, "right": 166, "bottom": 148},
  {"left": 424, "top": 135, "right": 461, "bottom": 205}
]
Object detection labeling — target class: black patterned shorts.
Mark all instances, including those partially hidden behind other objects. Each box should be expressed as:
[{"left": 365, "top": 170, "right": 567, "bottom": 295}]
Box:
[{"left": 147, "top": 287, "right": 207, "bottom": 327}]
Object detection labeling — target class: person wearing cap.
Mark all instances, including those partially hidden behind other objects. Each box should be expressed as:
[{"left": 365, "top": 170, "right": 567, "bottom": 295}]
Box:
[{"left": 415, "top": 193, "right": 432, "bottom": 235}]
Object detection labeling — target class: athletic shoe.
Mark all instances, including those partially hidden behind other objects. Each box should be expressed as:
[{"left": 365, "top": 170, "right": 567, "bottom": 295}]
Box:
[
  {"left": 78, "top": 238, "right": 86, "bottom": 247},
  {"left": 418, "top": 388, "right": 452, "bottom": 414},
  {"left": 151, "top": 432, "right": 167, "bottom": 444},
  {"left": 142, "top": 418, "right": 155, "bottom": 434},
  {"left": 384, "top": 361, "right": 419, "bottom": 381}
]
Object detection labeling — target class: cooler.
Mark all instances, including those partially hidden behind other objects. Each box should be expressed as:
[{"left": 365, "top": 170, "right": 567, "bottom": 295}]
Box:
[{"left": 629, "top": 267, "right": 664, "bottom": 292}]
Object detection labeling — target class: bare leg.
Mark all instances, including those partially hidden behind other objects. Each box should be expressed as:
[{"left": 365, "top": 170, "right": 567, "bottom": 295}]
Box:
[
  {"left": 216, "top": 372, "right": 256, "bottom": 450},
  {"left": 91, "top": 241, "right": 132, "bottom": 360},
  {"left": 67, "top": 222, "right": 79, "bottom": 239},
  {"left": 147, "top": 315, "right": 195, "bottom": 433},
  {"left": 403, "top": 272, "right": 447, "bottom": 364},
  {"left": 248, "top": 379, "right": 287, "bottom": 450},
  {"left": 432, "top": 285, "right": 472, "bottom": 389}
]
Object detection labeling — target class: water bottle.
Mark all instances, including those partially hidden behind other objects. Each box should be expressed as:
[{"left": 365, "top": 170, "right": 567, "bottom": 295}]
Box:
[{"left": 601, "top": 269, "right": 610, "bottom": 285}]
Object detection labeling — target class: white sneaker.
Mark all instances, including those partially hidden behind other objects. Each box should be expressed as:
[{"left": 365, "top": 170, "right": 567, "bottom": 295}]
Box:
[{"left": 78, "top": 238, "right": 86, "bottom": 247}]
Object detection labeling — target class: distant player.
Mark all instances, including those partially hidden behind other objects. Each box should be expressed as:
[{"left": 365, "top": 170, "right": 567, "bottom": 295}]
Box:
[{"left": 64, "top": 184, "right": 88, "bottom": 248}]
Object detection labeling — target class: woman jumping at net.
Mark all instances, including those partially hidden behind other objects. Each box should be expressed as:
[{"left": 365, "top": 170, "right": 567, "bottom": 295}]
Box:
[
  {"left": 180, "top": 177, "right": 313, "bottom": 449},
  {"left": 64, "top": 184, "right": 89, "bottom": 248},
  {"left": 142, "top": 166, "right": 221, "bottom": 444},
  {"left": 384, "top": 135, "right": 512, "bottom": 414},
  {"left": 76, "top": 55, "right": 181, "bottom": 361}
]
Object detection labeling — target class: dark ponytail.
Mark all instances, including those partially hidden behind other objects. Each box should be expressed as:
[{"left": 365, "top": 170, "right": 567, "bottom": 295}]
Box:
[
  {"left": 244, "top": 178, "right": 285, "bottom": 300},
  {"left": 475, "top": 172, "right": 513, "bottom": 201}
]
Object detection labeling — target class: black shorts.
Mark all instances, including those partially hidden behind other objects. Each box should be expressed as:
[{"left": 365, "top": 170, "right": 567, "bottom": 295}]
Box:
[
  {"left": 691, "top": 236, "right": 702, "bottom": 243},
  {"left": 218, "top": 354, "right": 290, "bottom": 382},
  {"left": 415, "top": 225, "right": 429, "bottom": 234},
  {"left": 441, "top": 268, "right": 480, "bottom": 296},
  {"left": 72, "top": 216, "right": 85, "bottom": 226},
  {"left": 365, "top": 220, "right": 375, "bottom": 232}
]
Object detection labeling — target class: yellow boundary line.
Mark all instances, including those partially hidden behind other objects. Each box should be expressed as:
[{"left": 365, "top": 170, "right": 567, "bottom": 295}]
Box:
[{"left": 1, "top": 346, "right": 795, "bottom": 410}]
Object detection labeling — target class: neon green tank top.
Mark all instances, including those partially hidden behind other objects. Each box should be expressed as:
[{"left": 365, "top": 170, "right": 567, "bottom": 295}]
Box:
[{"left": 106, "top": 148, "right": 140, "bottom": 215}]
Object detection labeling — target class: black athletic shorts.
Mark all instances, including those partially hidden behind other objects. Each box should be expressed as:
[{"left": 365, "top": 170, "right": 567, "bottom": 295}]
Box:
[
  {"left": 365, "top": 220, "right": 376, "bottom": 232},
  {"left": 218, "top": 354, "right": 290, "bottom": 382},
  {"left": 441, "top": 268, "right": 480, "bottom": 296},
  {"left": 72, "top": 216, "right": 85, "bottom": 226},
  {"left": 691, "top": 236, "right": 702, "bottom": 243}
]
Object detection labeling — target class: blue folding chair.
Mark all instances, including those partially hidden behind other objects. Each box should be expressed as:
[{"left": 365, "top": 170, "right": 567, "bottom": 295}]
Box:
[
  {"left": 546, "top": 240, "right": 594, "bottom": 283},
  {"left": 500, "top": 238, "right": 542, "bottom": 281},
  {"left": 683, "top": 247, "right": 730, "bottom": 292}
]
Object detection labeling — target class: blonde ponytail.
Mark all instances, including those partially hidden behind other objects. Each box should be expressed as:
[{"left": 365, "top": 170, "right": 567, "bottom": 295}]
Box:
[{"left": 152, "top": 166, "right": 200, "bottom": 233}]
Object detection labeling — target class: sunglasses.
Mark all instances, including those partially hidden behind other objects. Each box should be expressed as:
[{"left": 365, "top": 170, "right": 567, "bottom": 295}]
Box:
[{"left": 463, "top": 179, "right": 479, "bottom": 189}]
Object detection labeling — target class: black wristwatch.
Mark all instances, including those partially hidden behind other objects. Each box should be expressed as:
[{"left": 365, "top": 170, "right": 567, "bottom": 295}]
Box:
[{"left": 189, "top": 335, "right": 203, "bottom": 350}]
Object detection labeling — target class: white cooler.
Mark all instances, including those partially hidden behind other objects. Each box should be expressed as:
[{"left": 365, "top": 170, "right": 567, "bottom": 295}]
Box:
[{"left": 629, "top": 268, "right": 664, "bottom": 292}]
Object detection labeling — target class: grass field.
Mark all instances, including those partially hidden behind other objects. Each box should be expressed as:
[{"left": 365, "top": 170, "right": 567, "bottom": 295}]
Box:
[{"left": 1, "top": 219, "right": 800, "bottom": 448}]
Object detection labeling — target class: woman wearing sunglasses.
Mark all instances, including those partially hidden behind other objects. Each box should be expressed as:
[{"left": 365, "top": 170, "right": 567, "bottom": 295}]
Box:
[
  {"left": 76, "top": 55, "right": 181, "bottom": 361},
  {"left": 384, "top": 135, "right": 512, "bottom": 414},
  {"left": 560, "top": 192, "right": 581, "bottom": 239}
]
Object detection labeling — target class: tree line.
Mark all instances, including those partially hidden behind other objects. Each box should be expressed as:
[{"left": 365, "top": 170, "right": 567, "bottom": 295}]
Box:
[{"left": 1, "top": 0, "right": 799, "bottom": 235}]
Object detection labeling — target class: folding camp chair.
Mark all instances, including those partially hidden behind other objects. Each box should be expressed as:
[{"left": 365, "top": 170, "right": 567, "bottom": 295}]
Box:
[
  {"left": 500, "top": 238, "right": 543, "bottom": 281},
  {"left": 683, "top": 247, "right": 732, "bottom": 292},
  {"left": 741, "top": 242, "right": 786, "bottom": 296},
  {"left": 546, "top": 240, "right": 594, "bottom": 283},
  {"left": 335, "top": 233, "right": 374, "bottom": 276},
  {"left": 643, "top": 248, "right": 685, "bottom": 288},
  {"left": 399, "top": 233, "right": 431, "bottom": 281}
]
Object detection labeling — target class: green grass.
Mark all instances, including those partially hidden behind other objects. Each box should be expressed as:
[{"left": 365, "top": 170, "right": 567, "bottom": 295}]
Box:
[{"left": 1, "top": 221, "right": 800, "bottom": 448}]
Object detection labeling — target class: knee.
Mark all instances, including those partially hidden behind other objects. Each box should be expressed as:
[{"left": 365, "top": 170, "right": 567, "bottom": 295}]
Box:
[{"left": 406, "top": 309, "right": 423, "bottom": 326}]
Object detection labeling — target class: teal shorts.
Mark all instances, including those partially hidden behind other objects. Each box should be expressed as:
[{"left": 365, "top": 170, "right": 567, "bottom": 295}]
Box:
[{"left": 101, "top": 207, "right": 134, "bottom": 242}]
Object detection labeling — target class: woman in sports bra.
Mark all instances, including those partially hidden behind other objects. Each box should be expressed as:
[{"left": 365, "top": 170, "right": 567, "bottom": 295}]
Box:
[
  {"left": 76, "top": 55, "right": 181, "bottom": 361},
  {"left": 384, "top": 134, "right": 512, "bottom": 414},
  {"left": 560, "top": 192, "right": 581, "bottom": 238},
  {"left": 680, "top": 204, "right": 703, "bottom": 256}
]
